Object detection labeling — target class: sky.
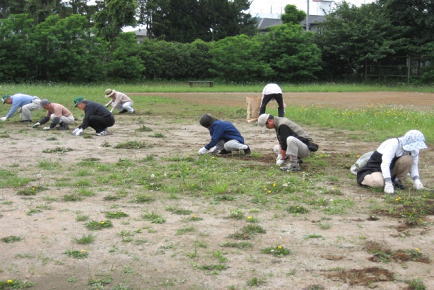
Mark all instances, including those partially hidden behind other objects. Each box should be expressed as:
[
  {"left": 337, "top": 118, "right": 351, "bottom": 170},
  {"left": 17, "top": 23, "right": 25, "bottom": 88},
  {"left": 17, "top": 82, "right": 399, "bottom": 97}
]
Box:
[{"left": 248, "top": 0, "right": 376, "bottom": 17}]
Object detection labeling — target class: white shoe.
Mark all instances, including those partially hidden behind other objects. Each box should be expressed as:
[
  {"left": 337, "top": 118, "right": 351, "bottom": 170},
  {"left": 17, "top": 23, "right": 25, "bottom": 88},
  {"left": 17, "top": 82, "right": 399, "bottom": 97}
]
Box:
[{"left": 96, "top": 130, "right": 108, "bottom": 136}]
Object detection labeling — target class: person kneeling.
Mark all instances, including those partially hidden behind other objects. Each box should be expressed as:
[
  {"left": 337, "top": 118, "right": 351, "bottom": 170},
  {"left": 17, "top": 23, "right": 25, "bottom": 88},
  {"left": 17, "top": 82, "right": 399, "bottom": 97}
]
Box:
[
  {"left": 72, "top": 97, "right": 115, "bottom": 136},
  {"left": 198, "top": 113, "right": 250, "bottom": 155},
  {"left": 356, "top": 130, "right": 427, "bottom": 194},
  {"left": 32, "top": 99, "right": 75, "bottom": 130},
  {"left": 257, "top": 114, "right": 318, "bottom": 172}
]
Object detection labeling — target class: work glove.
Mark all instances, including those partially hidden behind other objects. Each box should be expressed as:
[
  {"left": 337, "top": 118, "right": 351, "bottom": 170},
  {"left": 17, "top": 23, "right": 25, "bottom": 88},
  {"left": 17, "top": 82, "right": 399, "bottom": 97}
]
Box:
[
  {"left": 32, "top": 122, "right": 41, "bottom": 128},
  {"left": 275, "top": 154, "right": 287, "bottom": 166},
  {"left": 72, "top": 128, "right": 83, "bottom": 136},
  {"left": 43, "top": 127, "right": 51, "bottom": 130},
  {"left": 198, "top": 147, "right": 208, "bottom": 155},
  {"left": 0, "top": 117, "right": 7, "bottom": 121},
  {"left": 413, "top": 179, "right": 424, "bottom": 190},
  {"left": 384, "top": 181, "right": 394, "bottom": 194}
]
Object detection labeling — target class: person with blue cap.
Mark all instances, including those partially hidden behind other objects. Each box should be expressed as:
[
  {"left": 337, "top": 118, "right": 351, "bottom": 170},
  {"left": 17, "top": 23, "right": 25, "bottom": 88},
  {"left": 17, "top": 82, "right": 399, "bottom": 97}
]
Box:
[
  {"left": 1, "top": 94, "right": 41, "bottom": 122},
  {"left": 356, "top": 130, "right": 428, "bottom": 194}
]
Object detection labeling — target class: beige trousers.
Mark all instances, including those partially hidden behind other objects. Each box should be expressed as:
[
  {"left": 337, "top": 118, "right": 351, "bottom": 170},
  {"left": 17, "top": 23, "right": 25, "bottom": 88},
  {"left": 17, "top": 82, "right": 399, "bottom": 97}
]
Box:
[
  {"left": 361, "top": 155, "right": 412, "bottom": 187},
  {"left": 21, "top": 98, "right": 41, "bottom": 121},
  {"left": 50, "top": 114, "right": 75, "bottom": 125},
  {"left": 273, "top": 136, "right": 310, "bottom": 159}
]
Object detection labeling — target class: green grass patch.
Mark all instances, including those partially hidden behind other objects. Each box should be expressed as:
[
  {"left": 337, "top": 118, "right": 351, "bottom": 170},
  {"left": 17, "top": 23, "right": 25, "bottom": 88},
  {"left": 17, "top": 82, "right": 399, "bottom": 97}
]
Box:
[
  {"left": 0, "top": 169, "right": 32, "bottom": 188},
  {"left": 114, "top": 141, "right": 150, "bottom": 149},
  {"left": 105, "top": 211, "right": 129, "bottom": 219},
  {"left": 220, "top": 242, "right": 253, "bottom": 249},
  {"left": 166, "top": 206, "right": 193, "bottom": 215},
  {"left": 135, "top": 125, "right": 152, "bottom": 132},
  {"left": 1, "top": 235, "right": 23, "bottom": 243},
  {"left": 143, "top": 212, "right": 166, "bottom": 224},
  {"left": 64, "top": 249, "right": 89, "bottom": 259},
  {"left": 74, "top": 234, "right": 95, "bottom": 245},
  {"left": 17, "top": 185, "right": 48, "bottom": 196},
  {"left": 286, "top": 205, "right": 309, "bottom": 214},
  {"left": 42, "top": 147, "right": 73, "bottom": 154},
  {"left": 0, "top": 279, "right": 33, "bottom": 289},
  {"left": 85, "top": 220, "right": 113, "bottom": 230},
  {"left": 176, "top": 226, "right": 195, "bottom": 235},
  {"left": 229, "top": 224, "right": 266, "bottom": 240}
]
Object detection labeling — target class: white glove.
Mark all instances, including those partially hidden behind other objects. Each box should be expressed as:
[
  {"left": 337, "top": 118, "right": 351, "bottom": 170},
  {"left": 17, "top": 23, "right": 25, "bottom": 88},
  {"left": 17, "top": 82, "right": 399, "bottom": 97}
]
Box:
[
  {"left": 43, "top": 127, "right": 50, "bottom": 130},
  {"left": 72, "top": 128, "right": 83, "bottom": 136},
  {"left": 413, "top": 179, "right": 424, "bottom": 190},
  {"left": 384, "top": 181, "right": 394, "bottom": 194},
  {"left": 32, "top": 122, "right": 41, "bottom": 128},
  {"left": 276, "top": 158, "right": 286, "bottom": 166},
  {"left": 198, "top": 147, "right": 208, "bottom": 155},
  {"left": 0, "top": 117, "right": 7, "bottom": 121},
  {"left": 110, "top": 108, "right": 114, "bottom": 113}
]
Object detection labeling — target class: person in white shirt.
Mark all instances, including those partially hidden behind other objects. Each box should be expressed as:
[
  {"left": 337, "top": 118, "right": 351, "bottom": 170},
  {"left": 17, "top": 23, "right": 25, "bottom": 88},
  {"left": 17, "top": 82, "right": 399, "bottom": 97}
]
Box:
[
  {"left": 260, "top": 83, "right": 284, "bottom": 117},
  {"left": 356, "top": 130, "right": 427, "bottom": 194}
]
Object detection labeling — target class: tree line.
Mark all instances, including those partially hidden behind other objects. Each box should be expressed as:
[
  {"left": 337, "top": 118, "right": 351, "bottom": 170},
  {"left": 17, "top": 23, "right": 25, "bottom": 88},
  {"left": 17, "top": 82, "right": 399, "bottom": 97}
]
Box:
[{"left": 0, "top": 0, "right": 433, "bottom": 83}]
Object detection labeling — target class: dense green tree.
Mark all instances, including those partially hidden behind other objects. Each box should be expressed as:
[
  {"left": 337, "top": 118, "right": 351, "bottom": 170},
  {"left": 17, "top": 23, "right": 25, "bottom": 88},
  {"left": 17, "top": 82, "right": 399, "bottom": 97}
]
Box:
[
  {"left": 107, "top": 32, "right": 144, "bottom": 80},
  {"left": 316, "top": 2, "right": 396, "bottom": 79},
  {"left": 24, "top": 0, "right": 64, "bottom": 23},
  {"left": 32, "top": 14, "right": 107, "bottom": 81},
  {"left": 260, "top": 24, "right": 322, "bottom": 81},
  {"left": 0, "top": 14, "right": 35, "bottom": 81},
  {"left": 94, "top": 0, "right": 137, "bottom": 40},
  {"left": 209, "top": 34, "right": 271, "bottom": 81},
  {"left": 143, "top": 0, "right": 256, "bottom": 42},
  {"left": 281, "top": 4, "right": 306, "bottom": 25},
  {"left": 0, "top": 0, "right": 26, "bottom": 18}
]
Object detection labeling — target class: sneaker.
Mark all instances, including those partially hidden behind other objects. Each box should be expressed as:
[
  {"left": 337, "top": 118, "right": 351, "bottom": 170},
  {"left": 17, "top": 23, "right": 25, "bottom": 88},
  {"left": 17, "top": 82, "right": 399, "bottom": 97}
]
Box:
[
  {"left": 280, "top": 163, "right": 301, "bottom": 172},
  {"left": 218, "top": 149, "right": 231, "bottom": 155},
  {"left": 96, "top": 130, "right": 108, "bottom": 136},
  {"left": 57, "top": 122, "right": 69, "bottom": 130},
  {"left": 393, "top": 179, "right": 405, "bottom": 190},
  {"left": 119, "top": 109, "right": 128, "bottom": 114},
  {"left": 243, "top": 146, "right": 251, "bottom": 155}
]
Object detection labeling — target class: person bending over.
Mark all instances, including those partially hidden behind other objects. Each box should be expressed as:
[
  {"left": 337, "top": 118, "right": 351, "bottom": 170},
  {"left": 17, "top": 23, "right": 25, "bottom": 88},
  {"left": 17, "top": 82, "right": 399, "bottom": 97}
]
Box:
[{"left": 72, "top": 97, "right": 115, "bottom": 136}]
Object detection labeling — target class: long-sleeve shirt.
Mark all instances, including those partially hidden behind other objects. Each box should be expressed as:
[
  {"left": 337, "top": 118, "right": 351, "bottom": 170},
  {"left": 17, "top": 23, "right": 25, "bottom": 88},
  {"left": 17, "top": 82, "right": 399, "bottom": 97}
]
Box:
[
  {"left": 79, "top": 101, "right": 112, "bottom": 129},
  {"left": 377, "top": 138, "right": 420, "bottom": 180},
  {"left": 5, "top": 94, "right": 36, "bottom": 119},
  {"left": 109, "top": 91, "right": 132, "bottom": 108},
  {"left": 204, "top": 120, "right": 244, "bottom": 150}
]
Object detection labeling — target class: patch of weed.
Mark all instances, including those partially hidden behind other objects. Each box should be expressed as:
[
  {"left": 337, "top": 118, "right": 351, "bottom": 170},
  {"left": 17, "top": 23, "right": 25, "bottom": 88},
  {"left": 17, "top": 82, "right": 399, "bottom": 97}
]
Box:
[
  {"left": 1, "top": 235, "right": 22, "bottom": 243},
  {"left": 228, "top": 209, "right": 244, "bottom": 220},
  {"left": 229, "top": 224, "right": 266, "bottom": 240},
  {"left": 246, "top": 277, "right": 266, "bottom": 287},
  {"left": 406, "top": 279, "right": 426, "bottom": 290},
  {"left": 286, "top": 205, "right": 309, "bottom": 214},
  {"left": 166, "top": 206, "right": 192, "bottom": 215},
  {"left": 64, "top": 249, "right": 88, "bottom": 259},
  {"left": 133, "top": 194, "right": 154, "bottom": 203},
  {"left": 261, "top": 245, "right": 291, "bottom": 257},
  {"left": 136, "top": 125, "right": 152, "bottom": 132},
  {"left": 86, "top": 220, "right": 113, "bottom": 230},
  {"left": 74, "top": 234, "right": 95, "bottom": 245},
  {"left": 17, "top": 185, "right": 48, "bottom": 196},
  {"left": 114, "top": 141, "right": 150, "bottom": 149},
  {"left": 143, "top": 212, "right": 166, "bottom": 224},
  {"left": 76, "top": 215, "right": 89, "bottom": 222},
  {"left": 221, "top": 242, "right": 253, "bottom": 249},
  {"left": 42, "top": 147, "right": 73, "bottom": 153},
  {"left": 63, "top": 194, "right": 83, "bottom": 202},
  {"left": 0, "top": 280, "right": 33, "bottom": 289},
  {"left": 150, "top": 132, "right": 165, "bottom": 138},
  {"left": 105, "top": 211, "right": 129, "bottom": 219},
  {"left": 176, "top": 226, "right": 195, "bottom": 235}
]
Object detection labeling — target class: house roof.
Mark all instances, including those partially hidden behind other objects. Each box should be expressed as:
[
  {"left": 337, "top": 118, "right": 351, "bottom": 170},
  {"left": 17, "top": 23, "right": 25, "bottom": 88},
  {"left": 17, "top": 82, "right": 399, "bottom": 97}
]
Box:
[{"left": 257, "top": 15, "right": 326, "bottom": 31}]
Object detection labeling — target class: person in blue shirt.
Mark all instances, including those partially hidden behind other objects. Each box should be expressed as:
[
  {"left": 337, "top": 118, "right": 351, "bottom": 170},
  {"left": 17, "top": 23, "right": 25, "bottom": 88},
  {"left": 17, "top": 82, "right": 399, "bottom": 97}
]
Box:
[
  {"left": 198, "top": 113, "right": 250, "bottom": 155},
  {"left": 1, "top": 94, "right": 41, "bottom": 122}
]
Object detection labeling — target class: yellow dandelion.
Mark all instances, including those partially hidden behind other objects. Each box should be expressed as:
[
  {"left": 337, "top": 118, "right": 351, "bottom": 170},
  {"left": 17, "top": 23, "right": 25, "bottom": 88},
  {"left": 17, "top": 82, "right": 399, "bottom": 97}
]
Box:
[
  {"left": 247, "top": 216, "right": 253, "bottom": 220},
  {"left": 267, "top": 190, "right": 272, "bottom": 194},
  {"left": 272, "top": 183, "right": 276, "bottom": 187},
  {"left": 277, "top": 245, "right": 283, "bottom": 249},
  {"left": 415, "top": 248, "right": 421, "bottom": 252},
  {"left": 99, "top": 221, "right": 105, "bottom": 224},
  {"left": 7, "top": 280, "right": 13, "bottom": 284},
  {"left": 80, "top": 249, "right": 87, "bottom": 253}
]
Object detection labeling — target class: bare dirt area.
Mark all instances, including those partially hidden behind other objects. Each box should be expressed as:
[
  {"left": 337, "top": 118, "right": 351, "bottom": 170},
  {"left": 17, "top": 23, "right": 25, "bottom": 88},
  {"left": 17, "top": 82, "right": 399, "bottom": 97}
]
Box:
[
  {"left": 129, "top": 91, "right": 434, "bottom": 110},
  {"left": 0, "top": 100, "right": 433, "bottom": 289}
]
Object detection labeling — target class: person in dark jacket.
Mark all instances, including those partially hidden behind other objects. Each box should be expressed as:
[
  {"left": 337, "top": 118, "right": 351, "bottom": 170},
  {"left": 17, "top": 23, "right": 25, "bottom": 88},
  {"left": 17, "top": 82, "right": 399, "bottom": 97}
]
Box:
[
  {"left": 72, "top": 97, "right": 115, "bottom": 136},
  {"left": 258, "top": 113, "right": 318, "bottom": 172},
  {"left": 198, "top": 113, "right": 250, "bottom": 155}
]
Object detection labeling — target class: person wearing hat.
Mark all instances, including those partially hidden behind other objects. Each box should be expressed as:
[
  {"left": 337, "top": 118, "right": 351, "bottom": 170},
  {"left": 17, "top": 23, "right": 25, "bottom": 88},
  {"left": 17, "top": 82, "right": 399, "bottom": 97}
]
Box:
[
  {"left": 72, "top": 97, "right": 115, "bottom": 136},
  {"left": 257, "top": 113, "right": 318, "bottom": 172},
  {"left": 104, "top": 89, "right": 134, "bottom": 114},
  {"left": 356, "top": 130, "right": 428, "bottom": 194},
  {"left": 0, "top": 94, "right": 41, "bottom": 122},
  {"left": 198, "top": 113, "right": 250, "bottom": 155},
  {"left": 259, "top": 83, "right": 285, "bottom": 117},
  {"left": 32, "top": 99, "right": 75, "bottom": 130}
]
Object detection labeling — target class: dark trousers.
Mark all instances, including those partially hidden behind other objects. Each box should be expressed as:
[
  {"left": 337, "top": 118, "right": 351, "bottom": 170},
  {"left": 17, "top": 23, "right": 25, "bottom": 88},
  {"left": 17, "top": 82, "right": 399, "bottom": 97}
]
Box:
[
  {"left": 259, "top": 93, "right": 285, "bottom": 117},
  {"left": 88, "top": 115, "right": 115, "bottom": 133}
]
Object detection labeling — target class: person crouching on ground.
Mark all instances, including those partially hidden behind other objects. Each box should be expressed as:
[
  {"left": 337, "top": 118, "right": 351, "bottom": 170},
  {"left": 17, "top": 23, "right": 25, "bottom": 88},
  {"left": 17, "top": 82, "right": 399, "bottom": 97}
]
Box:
[
  {"left": 257, "top": 114, "right": 318, "bottom": 172},
  {"left": 104, "top": 89, "right": 134, "bottom": 114},
  {"left": 356, "top": 130, "right": 428, "bottom": 194},
  {"left": 32, "top": 99, "right": 75, "bottom": 130},
  {"left": 72, "top": 97, "right": 115, "bottom": 136},
  {"left": 0, "top": 94, "right": 41, "bottom": 122},
  {"left": 198, "top": 113, "right": 251, "bottom": 155}
]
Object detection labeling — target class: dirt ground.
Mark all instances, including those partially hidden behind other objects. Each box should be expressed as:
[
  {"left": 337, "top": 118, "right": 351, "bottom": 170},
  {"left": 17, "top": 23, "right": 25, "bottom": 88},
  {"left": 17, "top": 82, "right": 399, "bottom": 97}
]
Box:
[
  {"left": 128, "top": 91, "right": 434, "bottom": 110},
  {"left": 0, "top": 93, "right": 433, "bottom": 290}
]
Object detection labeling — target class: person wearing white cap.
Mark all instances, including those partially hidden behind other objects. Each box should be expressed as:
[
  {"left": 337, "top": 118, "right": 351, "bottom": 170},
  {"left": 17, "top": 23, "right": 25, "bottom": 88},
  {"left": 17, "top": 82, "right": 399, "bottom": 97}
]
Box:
[
  {"left": 356, "top": 130, "right": 428, "bottom": 194},
  {"left": 257, "top": 113, "right": 318, "bottom": 172},
  {"left": 259, "top": 83, "right": 284, "bottom": 117},
  {"left": 104, "top": 89, "right": 134, "bottom": 114}
]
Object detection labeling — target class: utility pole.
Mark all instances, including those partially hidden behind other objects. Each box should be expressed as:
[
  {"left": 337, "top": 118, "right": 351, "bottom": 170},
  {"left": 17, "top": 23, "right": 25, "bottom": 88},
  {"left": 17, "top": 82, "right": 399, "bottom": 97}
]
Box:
[{"left": 306, "top": 0, "right": 310, "bottom": 31}]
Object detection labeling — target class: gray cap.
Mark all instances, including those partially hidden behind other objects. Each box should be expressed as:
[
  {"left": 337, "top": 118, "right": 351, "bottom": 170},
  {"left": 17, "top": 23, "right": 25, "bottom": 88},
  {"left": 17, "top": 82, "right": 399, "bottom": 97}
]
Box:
[
  {"left": 199, "top": 113, "right": 217, "bottom": 128},
  {"left": 40, "top": 99, "right": 50, "bottom": 107}
]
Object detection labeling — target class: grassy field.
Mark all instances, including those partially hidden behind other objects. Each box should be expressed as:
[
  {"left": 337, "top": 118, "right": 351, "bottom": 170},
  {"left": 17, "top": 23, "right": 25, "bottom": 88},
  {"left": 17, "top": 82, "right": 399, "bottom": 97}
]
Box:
[
  {"left": 1, "top": 81, "right": 434, "bottom": 94},
  {"left": 0, "top": 85, "right": 433, "bottom": 289}
]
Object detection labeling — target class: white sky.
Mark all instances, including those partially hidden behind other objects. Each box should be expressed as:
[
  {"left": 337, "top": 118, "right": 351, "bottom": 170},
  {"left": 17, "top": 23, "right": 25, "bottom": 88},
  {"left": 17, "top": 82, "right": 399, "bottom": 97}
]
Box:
[{"left": 249, "top": 0, "right": 376, "bottom": 17}]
